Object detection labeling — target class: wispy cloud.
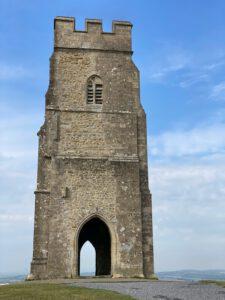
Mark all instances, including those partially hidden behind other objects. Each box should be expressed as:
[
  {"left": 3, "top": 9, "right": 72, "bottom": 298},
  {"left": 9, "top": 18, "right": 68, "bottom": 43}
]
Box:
[
  {"left": 0, "top": 62, "right": 31, "bottom": 80},
  {"left": 210, "top": 81, "right": 225, "bottom": 101},
  {"left": 203, "top": 59, "right": 225, "bottom": 71},
  {"left": 143, "top": 44, "right": 225, "bottom": 103},
  {"left": 179, "top": 73, "right": 209, "bottom": 88},
  {"left": 150, "top": 122, "right": 225, "bottom": 158},
  {"left": 147, "top": 47, "right": 190, "bottom": 82},
  {"left": 0, "top": 214, "right": 33, "bottom": 223},
  {"left": 150, "top": 58, "right": 189, "bottom": 81}
]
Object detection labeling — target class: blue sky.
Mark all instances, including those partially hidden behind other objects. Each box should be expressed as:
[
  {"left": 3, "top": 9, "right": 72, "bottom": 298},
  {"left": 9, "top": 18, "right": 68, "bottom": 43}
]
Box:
[{"left": 1, "top": 0, "right": 225, "bottom": 275}]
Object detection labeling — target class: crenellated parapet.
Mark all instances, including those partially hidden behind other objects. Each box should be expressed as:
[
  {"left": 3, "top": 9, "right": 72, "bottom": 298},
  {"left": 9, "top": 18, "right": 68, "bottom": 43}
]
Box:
[{"left": 54, "top": 17, "right": 132, "bottom": 52}]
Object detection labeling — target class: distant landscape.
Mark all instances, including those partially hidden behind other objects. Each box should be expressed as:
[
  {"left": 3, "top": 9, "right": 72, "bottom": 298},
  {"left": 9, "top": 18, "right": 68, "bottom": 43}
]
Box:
[
  {"left": 1, "top": 270, "right": 225, "bottom": 285},
  {"left": 157, "top": 270, "right": 225, "bottom": 281}
]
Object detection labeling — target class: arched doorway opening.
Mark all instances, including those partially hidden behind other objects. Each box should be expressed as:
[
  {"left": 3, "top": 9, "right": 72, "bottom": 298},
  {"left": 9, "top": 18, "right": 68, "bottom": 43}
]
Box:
[
  {"left": 78, "top": 217, "right": 111, "bottom": 276},
  {"left": 80, "top": 241, "right": 96, "bottom": 276}
]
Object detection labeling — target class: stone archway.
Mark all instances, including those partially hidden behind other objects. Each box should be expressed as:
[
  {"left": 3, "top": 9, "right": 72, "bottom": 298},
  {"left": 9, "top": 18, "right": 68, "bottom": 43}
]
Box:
[{"left": 78, "top": 217, "right": 111, "bottom": 276}]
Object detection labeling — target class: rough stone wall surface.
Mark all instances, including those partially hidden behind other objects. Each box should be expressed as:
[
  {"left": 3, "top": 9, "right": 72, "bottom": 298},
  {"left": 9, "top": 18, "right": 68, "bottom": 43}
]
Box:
[{"left": 30, "top": 17, "right": 154, "bottom": 279}]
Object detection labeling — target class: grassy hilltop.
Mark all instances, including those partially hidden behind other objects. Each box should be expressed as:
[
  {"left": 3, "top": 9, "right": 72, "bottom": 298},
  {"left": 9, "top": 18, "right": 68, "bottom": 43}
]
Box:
[{"left": 0, "top": 283, "right": 134, "bottom": 300}]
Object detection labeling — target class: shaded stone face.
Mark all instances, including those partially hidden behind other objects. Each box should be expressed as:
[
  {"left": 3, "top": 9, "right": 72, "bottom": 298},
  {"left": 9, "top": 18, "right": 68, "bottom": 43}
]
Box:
[{"left": 30, "top": 17, "right": 154, "bottom": 279}]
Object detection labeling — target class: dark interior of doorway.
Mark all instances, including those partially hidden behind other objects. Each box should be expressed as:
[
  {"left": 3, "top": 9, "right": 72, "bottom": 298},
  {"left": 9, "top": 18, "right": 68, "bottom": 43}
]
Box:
[{"left": 78, "top": 217, "right": 111, "bottom": 276}]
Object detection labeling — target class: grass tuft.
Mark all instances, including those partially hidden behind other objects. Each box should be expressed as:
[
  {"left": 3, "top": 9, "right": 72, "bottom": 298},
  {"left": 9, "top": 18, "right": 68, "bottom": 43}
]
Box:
[
  {"left": 200, "top": 280, "right": 225, "bottom": 288},
  {"left": 148, "top": 274, "right": 159, "bottom": 280}
]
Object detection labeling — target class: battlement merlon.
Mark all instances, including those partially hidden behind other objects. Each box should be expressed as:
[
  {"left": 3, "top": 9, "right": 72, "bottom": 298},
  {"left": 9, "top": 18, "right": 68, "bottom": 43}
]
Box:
[{"left": 54, "top": 17, "right": 133, "bottom": 53}]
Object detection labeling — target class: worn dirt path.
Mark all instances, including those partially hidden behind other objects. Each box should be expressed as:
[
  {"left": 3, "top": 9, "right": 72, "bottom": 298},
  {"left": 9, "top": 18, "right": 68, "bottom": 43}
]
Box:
[{"left": 71, "top": 279, "right": 225, "bottom": 300}]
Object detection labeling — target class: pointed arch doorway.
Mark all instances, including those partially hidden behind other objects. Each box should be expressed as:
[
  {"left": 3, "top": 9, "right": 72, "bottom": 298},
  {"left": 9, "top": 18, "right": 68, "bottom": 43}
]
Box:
[{"left": 78, "top": 217, "right": 111, "bottom": 276}]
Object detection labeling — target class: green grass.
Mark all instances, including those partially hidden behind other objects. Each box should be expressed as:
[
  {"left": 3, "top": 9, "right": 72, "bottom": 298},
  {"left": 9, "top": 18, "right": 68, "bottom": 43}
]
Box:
[
  {"left": 0, "top": 283, "right": 134, "bottom": 300},
  {"left": 200, "top": 280, "right": 225, "bottom": 288}
]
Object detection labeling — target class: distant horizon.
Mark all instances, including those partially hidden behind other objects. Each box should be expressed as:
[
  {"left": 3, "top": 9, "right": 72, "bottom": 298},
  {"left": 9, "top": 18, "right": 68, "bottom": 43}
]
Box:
[
  {"left": 1, "top": 269, "right": 225, "bottom": 286},
  {"left": 1, "top": 269, "right": 225, "bottom": 277}
]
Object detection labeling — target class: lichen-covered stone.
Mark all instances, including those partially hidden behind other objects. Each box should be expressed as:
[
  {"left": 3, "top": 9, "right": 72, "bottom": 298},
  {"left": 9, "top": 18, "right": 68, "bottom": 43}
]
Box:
[{"left": 30, "top": 16, "right": 154, "bottom": 279}]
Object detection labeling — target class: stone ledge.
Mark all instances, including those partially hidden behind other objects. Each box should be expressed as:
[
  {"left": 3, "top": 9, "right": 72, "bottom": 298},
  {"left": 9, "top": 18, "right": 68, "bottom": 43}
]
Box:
[
  {"left": 34, "top": 190, "right": 50, "bottom": 194},
  {"left": 46, "top": 105, "right": 134, "bottom": 114},
  {"left": 55, "top": 155, "right": 139, "bottom": 162},
  {"left": 54, "top": 46, "right": 133, "bottom": 54}
]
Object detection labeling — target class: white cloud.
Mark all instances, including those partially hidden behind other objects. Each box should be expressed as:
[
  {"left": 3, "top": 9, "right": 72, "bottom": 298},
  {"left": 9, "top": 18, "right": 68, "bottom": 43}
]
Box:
[
  {"left": 150, "top": 122, "right": 225, "bottom": 157},
  {"left": 147, "top": 48, "right": 190, "bottom": 82},
  {"left": 210, "top": 81, "right": 225, "bottom": 101},
  {"left": 142, "top": 44, "right": 225, "bottom": 105},
  {"left": 204, "top": 60, "right": 225, "bottom": 71},
  {"left": 0, "top": 101, "right": 38, "bottom": 268},
  {"left": 150, "top": 118, "right": 225, "bottom": 271},
  {"left": 0, "top": 62, "right": 31, "bottom": 80},
  {"left": 179, "top": 73, "right": 209, "bottom": 88},
  {"left": 0, "top": 214, "right": 33, "bottom": 222},
  {"left": 151, "top": 161, "right": 225, "bottom": 271},
  {"left": 0, "top": 99, "right": 41, "bottom": 159}
]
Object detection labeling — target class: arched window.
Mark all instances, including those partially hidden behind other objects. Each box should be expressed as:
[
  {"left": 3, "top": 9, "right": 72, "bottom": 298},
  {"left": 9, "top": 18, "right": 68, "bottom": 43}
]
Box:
[{"left": 87, "top": 75, "right": 103, "bottom": 105}]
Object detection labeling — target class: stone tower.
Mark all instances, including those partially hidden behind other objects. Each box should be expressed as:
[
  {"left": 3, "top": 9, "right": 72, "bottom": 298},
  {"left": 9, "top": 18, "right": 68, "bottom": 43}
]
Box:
[{"left": 30, "top": 17, "right": 154, "bottom": 279}]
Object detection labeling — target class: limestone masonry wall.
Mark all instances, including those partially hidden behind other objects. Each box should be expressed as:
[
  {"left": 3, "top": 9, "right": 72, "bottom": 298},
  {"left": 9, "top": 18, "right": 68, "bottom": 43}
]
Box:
[
  {"left": 30, "top": 17, "right": 154, "bottom": 279},
  {"left": 54, "top": 17, "right": 132, "bottom": 52}
]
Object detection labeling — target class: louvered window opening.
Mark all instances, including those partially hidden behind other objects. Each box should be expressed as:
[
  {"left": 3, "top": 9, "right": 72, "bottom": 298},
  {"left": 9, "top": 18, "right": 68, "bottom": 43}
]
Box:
[
  {"left": 87, "top": 83, "right": 94, "bottom": 104},
  {"left": 87, "top": 76, "right": 103, "bottom": 105}
]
